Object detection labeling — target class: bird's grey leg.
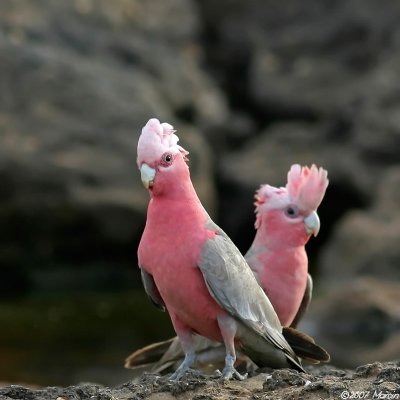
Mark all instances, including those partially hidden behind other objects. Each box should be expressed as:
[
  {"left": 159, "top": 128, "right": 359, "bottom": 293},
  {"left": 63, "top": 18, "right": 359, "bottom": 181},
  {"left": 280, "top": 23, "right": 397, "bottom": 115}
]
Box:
[
  {"left": 169, "top": 316, "right": 196, "bottom": 380},
  {"left": 217, "top": 314, "right": 248, "bottom": 380}
]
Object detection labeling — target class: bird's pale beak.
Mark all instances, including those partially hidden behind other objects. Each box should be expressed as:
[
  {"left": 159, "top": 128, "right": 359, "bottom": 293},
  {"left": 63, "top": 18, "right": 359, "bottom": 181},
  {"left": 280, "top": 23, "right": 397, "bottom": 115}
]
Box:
[
  {"left": 140, "top": 163, "right": 156, "bottom": 189},
  {"left": 304, "top": 211, "right": 320, "bottom": 237}
]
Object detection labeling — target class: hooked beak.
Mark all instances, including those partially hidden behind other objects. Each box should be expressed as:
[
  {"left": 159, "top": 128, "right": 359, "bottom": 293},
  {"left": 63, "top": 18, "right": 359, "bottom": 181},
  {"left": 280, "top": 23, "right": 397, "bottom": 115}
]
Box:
[
  {"left": 304, "top": 211, "right": 320, "bottom": 237},
  {"left": 140, "top": 163, "right": 156, "bottom": 189}
]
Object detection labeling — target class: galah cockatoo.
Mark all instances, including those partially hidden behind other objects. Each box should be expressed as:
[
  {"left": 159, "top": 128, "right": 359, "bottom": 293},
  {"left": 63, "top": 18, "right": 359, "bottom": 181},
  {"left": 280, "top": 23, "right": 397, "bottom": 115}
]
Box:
[
  {"left": 126, "top": 163, "right": 329, "bottom": 373},
  {"left": 135, "top": 118, "right": 329, "bottom": 379},
  {"left": 247, "top": 164, "right": 329, "bottom": 327}
]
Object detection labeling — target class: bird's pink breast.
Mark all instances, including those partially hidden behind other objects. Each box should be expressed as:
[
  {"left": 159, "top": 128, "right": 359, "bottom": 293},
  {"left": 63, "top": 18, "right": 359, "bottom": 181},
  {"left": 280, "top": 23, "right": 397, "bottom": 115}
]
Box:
[
  {"left": 158, "top": 260, "right": 225, "bottom": 341},
  {"left": 138, "top": 199, "right": 225, "bottom": 342},
  {"left": 256, "top": 248, "right": 308, "bottom": 326}
]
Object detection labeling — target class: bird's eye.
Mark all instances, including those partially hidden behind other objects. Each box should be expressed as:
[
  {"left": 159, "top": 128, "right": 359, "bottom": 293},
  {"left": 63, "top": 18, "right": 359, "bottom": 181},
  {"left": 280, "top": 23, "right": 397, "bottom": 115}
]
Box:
[
  {"left": 284, "top": 205, "right": 299, "bottom": 218},
  {"left": 160, "top": 152, "right": 174, "bottom": 167}
]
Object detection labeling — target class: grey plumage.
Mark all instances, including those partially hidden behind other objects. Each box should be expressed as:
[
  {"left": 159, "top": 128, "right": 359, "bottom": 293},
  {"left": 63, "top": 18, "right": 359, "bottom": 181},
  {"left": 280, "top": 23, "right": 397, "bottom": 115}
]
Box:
[
  {"left": 141, "top": 268, "right": 165, "bottom": 311},
  {"left": 199, "top": 220, "right": 304, "bottom": 372},
  {"left": 290, "top": 274, "right": 313, "bottom": 329}
]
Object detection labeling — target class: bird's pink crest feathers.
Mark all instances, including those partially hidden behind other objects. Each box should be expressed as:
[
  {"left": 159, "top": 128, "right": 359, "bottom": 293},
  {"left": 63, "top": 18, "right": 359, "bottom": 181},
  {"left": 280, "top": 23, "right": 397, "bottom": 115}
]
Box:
[
  {"left": 254, "top": 164, "right": 328, "bottom": 228},
  {"left": 137, "top": 118, "right": 188, "bottom": 167},
  {"left": 286, "top": 164, "right": 329, "bottom": 212}
]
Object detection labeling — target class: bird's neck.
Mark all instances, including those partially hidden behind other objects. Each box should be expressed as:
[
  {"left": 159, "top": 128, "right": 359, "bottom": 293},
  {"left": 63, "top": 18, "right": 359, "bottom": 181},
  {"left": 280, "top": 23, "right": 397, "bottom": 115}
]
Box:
[
  {"left": 151, "top": 172, "right": 203, "bottom": 204},
  {"left": 247, "top": 222, "right": 309, "bottom": 255},
  {"left": 246, "top": 226, "right": 308, "bottom": 282},
  {"left": 147, "top": 174, "right": 207, "bottom": 230}
]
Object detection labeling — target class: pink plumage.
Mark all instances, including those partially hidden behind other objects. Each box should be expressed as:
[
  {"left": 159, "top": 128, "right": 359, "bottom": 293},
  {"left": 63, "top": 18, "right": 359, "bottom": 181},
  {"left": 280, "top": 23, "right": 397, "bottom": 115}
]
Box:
[{"left": 286, "top": 164, "right": 329, "bottom": 213}]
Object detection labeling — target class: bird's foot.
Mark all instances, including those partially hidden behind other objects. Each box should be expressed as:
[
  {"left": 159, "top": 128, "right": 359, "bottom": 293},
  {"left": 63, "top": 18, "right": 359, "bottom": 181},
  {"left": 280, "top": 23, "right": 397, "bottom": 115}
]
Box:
[
  {"left": 214, "top": 366, "right": 248, "bottom": 380},
  {"left": 169, "top": 352, "right": 196, "bottom": 381},
  {"left": 221, "top": 364, "right": 248, "bottom": 380},
  {"left": 216, "top": 354, "right": 248, "bottom": 380}
]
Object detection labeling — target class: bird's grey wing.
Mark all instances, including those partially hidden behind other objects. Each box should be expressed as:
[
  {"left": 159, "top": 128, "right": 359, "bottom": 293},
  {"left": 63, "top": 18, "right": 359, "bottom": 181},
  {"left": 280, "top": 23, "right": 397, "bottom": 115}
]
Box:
[
  {"left": 140, "top": 268, "right": 165, "bottom": 311},
  {"left": 290, "top": 274, "right": 313, "bottom": 329},
  {"left": 199, "top": 221, "right": 296, "bottom": 357}
]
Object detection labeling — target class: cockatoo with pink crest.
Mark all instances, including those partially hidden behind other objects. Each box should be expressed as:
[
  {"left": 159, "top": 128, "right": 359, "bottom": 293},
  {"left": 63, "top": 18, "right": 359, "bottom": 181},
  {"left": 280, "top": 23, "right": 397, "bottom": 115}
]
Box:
[
  {"left": 134, "top": 118, "right": 329, "bottom": 379},
  {"left": 246, "top": 164, "right": 329, "bottom": 328}
]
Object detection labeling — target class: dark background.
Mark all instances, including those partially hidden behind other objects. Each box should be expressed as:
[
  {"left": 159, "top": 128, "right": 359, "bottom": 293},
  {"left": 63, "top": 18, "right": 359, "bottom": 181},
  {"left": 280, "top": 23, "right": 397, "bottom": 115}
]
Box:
[{"left": 0, "top": 0, "right": 399, "bottom": 386}]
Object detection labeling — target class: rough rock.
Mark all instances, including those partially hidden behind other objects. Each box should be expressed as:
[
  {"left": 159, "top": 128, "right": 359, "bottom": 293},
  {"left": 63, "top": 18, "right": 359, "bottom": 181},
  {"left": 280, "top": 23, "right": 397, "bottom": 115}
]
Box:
[
  {"left": 199, "top": 0, "right": 400, "bottom": 120},
  {"left": 0, "top": 0, "right": 221, "bottom": 291},
  {"left": 2, "top": 0, "right": 400, "bottom": 282},
  {"left": 1, "top": 362, "right": 400, "bottom": 400},
  {"left": 318, "top": 166, "right": 400, "bottom": 286},
  {"left": 301, "top": 278, "right": 400, "bottom": 368},
  {"left": 298, "top": 168, "right": 400, "bottom": 369}
]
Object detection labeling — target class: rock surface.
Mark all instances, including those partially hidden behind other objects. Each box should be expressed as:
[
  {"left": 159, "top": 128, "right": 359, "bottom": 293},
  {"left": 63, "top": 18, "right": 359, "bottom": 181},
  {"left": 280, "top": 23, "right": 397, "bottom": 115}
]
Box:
[
  {"left": 318, "top": 166, "right": 400, "bottom": 286},
  {"left": 301, "top": 278, "right": 400, "bottom": 368},
  {"left": 0, "top": 0, "right": 219, "bottom": 290},
  {"left": 300, "top": 167, "right": 400, "bottom": 368},
  {"left": 1, "top": 362, "right": 400, "bottom": 400},
  {"left": 2, "top": 0, "right": 400, "bottom": 282}
]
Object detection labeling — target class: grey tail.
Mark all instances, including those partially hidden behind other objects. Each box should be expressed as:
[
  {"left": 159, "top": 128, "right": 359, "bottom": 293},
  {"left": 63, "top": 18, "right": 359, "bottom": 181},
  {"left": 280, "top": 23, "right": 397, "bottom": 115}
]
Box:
[{"left": 282, "top": 327, "right": 330, "bottom": 364}]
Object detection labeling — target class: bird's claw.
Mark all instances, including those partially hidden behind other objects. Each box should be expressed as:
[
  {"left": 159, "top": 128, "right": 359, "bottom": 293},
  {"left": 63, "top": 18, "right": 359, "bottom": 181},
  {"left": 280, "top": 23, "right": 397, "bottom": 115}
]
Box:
[
  {"left": 221, "top": 366, "right": 248, "bottom": 381},
  {"left": 169, "top": 352, "right": 197, "bottom": 381}
]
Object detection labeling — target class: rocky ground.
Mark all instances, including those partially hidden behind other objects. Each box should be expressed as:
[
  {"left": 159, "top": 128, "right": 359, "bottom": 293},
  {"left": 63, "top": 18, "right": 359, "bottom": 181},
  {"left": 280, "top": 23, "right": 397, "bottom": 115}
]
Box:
[{"left": 1, "top": 361, "right": 400, "bottom": 400}]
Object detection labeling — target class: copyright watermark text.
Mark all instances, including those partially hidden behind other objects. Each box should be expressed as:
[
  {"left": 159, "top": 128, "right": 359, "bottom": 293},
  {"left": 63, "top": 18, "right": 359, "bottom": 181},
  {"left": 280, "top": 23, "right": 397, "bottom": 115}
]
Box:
[{"left": 340, "top": 391, "right": 399, "bottom": 400}]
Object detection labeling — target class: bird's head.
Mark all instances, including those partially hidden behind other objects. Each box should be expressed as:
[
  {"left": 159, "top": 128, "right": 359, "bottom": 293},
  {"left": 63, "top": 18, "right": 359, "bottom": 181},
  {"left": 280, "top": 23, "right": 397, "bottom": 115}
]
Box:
[
  {"left": 137, "top": 118, "right": 189, "bottom": 196},
  {"left": 255, "top": 164, "right": 329, "bottom": 245}
]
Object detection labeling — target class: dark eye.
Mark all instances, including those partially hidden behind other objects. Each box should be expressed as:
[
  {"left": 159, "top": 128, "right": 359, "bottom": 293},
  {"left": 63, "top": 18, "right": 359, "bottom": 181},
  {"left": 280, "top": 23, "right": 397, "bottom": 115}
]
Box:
[
  {"left": 160, "top": 152, "right": 174, "bottom": 167},
  {"left": 284, "top": 205, "right": 299, "bottom": 218}
]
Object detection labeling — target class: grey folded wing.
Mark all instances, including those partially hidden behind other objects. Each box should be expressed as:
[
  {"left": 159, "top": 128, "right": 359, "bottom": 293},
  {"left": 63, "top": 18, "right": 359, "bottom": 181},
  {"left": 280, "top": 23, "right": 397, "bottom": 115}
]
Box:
[
  {"left": 290, "top": 273, "right": 313, "bottom": 329},
  {"left": 198, "top": 221, "right": 297, "bottom": 359},
  {"left": 140, "top": 268, "right": 165, "bottom": 311}
]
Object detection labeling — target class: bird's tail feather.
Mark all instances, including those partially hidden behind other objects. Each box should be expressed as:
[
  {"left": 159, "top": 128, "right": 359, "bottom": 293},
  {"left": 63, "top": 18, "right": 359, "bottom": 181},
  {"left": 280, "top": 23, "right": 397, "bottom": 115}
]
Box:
[
  {"left": 124, "top": 338, "right": 175, "bottom": 371},
  {"left": 282, "top": 327, "right": 330, "bottom": 364}
]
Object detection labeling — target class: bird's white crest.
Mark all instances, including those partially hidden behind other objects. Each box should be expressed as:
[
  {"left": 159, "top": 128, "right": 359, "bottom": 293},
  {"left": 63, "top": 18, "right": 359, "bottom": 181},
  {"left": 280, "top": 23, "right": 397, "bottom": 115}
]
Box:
[{"left": 137, "top": 118, "right": 188, "bottom": 167}]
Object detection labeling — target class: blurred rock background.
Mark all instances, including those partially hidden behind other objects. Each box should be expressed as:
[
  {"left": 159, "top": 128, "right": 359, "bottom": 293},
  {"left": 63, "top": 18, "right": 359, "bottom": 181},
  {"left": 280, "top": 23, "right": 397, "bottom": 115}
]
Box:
[{"left": 0, "top": 0, "right": 399, "bottom": 387}]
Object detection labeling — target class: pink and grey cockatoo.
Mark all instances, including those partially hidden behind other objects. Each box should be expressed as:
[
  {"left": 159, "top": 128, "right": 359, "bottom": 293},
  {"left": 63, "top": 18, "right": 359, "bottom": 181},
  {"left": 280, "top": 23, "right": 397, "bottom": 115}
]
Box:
[
  {"left": 246, "top": 164, "right": 329, "bottom": 328},
  {"left": 135, "top": 118, "right": 328, "bottom": 379},
  {"left": 125, "top": 163, "right": 329, "bottom": 374}
]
